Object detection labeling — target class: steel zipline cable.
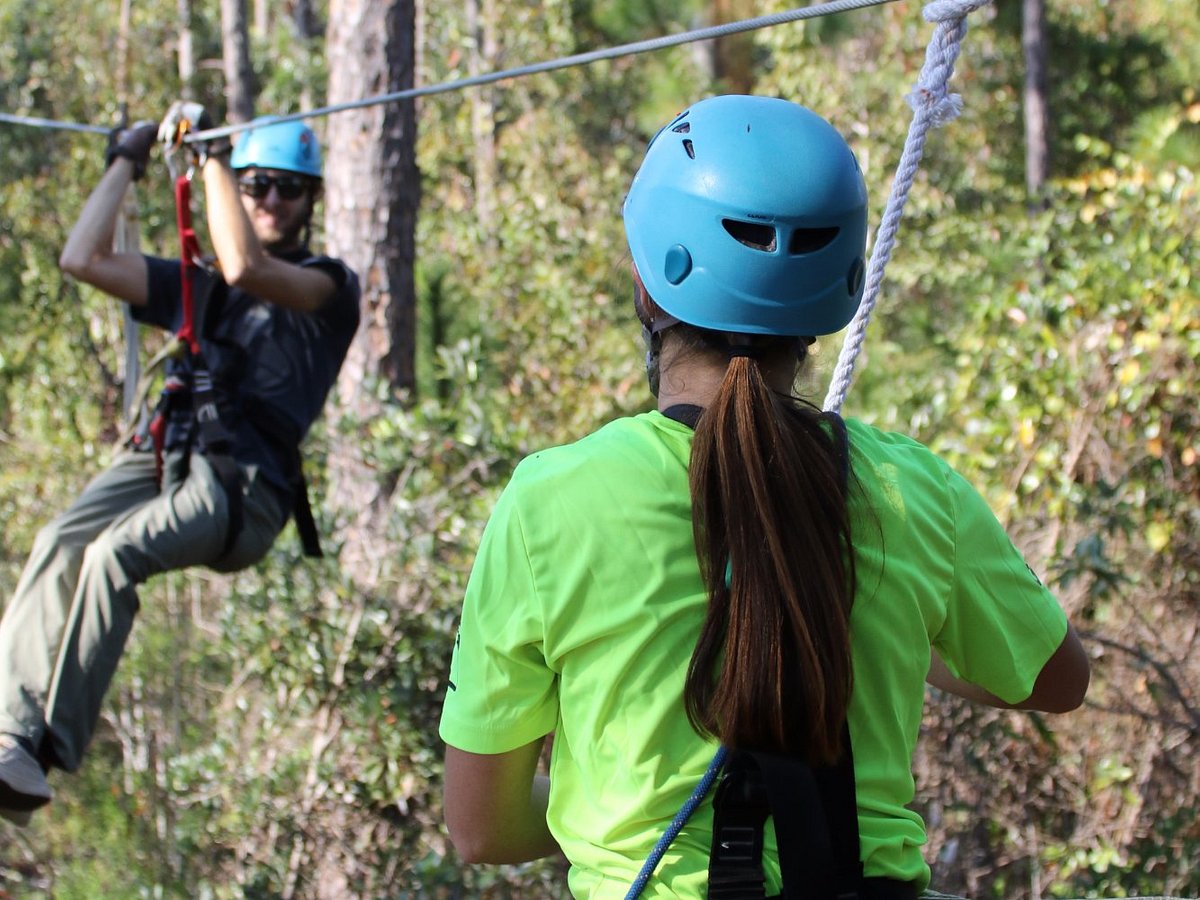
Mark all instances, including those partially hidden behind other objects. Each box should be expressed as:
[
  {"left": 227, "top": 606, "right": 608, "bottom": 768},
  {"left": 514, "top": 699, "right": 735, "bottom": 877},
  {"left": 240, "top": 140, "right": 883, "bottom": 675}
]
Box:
[
  {"left": 0, "top": 0, "right": 992, "bottom": 428},
  {"left": 0, "top": 0, "right": 994, "bottom": 421},
  {"left": 0, "top": 111, "right": 109, "bottom": 134},
  {"left": 0, "top": 0, "right": 903, "bottom": 142}
]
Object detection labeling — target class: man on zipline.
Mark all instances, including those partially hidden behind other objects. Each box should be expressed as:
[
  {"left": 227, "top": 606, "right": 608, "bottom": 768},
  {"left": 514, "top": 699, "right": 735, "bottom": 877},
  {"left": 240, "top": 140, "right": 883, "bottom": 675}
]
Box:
[{"left": 0, "top": 104, "right": 361, "bottom": 826}]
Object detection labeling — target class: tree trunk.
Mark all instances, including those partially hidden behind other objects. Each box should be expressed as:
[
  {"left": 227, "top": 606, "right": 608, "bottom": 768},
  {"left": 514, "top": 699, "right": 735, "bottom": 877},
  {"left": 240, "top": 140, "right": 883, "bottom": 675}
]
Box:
[
  {"left": 115, "top": 0, "right": 140, "bottom": 421},
  {"left": 1022, "top": 0, "right": 1050, "bottom": 202},
  {"left": 220, "top": 0, "right": 256, "bottom": 122},
  {"left": 293, "top": 0, "right": 321, "bottom": 40},
  {"left": 709, "top": 0, "right": 756, "bottom": 94},
  {"left": 290, "top": 0, "right": 322, "bottom": 116},
  {"left": 323, "top": 0, "right": 420, "bottom": 576},
  {"left": 252, "top": 0, "right": 268, "bottom": 35},
  {"left": 466, "top": 0, "right": 498, "bottom": 250},
  {"left": 326, "top": 0, "right": 419, "bottom": 401},
  {"left": 115, "top": 0, "right": 133, "bottom": 114},
  {"left": 177, "top": 0, "right": 196, "bottom": 97},
  {"left": 115, "top": 195, "right": 141, "bottom": 423}
]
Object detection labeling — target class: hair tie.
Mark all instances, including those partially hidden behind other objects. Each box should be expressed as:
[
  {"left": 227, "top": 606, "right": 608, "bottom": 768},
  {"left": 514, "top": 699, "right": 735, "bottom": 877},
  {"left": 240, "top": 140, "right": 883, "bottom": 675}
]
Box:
[{"left": 726, "top": 345, "right": 762, "bottom": 360}]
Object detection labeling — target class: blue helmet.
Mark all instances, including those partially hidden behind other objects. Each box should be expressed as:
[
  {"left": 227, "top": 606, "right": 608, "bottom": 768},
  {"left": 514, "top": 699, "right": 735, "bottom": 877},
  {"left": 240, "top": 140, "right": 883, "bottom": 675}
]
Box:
[
  {"left": 230, "top": 116, "right": 323, "bottom": 178},
  {"left": 623, "top": 95, "right": 868, "bottom": 337}
]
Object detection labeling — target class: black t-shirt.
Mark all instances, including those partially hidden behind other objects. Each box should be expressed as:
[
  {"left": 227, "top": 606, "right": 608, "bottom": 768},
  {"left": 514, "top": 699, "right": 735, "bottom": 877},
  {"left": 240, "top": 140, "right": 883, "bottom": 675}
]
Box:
[{"left": 135, "top": 248, "right": 361, "bottom": 490}]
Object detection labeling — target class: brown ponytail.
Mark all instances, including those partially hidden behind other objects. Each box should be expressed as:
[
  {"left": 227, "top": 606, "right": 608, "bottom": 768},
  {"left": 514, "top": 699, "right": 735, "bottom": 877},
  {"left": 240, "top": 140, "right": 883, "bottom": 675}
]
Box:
[{"left": 682, "top": 332, "right": 855, "bottom": 765}]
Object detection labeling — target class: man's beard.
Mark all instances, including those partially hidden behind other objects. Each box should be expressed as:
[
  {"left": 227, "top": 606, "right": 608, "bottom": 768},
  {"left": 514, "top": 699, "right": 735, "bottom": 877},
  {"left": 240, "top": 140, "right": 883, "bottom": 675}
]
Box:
[{"left": 262, "top": 221, "right": 308, "bottom": 254}]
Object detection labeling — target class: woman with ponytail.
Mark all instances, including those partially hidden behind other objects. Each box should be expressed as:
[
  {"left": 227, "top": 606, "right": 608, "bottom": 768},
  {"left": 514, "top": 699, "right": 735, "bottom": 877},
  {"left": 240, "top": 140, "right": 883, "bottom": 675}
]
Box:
[{"left": 440, "top": 95, "right": 1088, "bottom": 899}]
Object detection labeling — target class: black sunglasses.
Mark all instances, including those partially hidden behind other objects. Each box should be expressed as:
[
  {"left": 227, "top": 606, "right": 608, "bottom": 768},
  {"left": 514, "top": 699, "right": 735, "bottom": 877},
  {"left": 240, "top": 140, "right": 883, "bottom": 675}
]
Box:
[{"left": 237, "top": 173, "right": 310, "bottom": 201}]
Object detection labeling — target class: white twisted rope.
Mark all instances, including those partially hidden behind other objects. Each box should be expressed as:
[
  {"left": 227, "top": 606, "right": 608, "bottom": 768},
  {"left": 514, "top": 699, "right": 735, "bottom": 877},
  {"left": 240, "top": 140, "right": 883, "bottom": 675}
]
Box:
[{"left": 823, "top": 0, "right": 992, "bottom": 414}]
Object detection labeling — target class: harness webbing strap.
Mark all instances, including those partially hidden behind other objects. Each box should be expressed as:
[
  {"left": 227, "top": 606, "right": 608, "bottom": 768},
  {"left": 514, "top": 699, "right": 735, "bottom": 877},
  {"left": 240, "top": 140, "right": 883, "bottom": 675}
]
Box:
[
  {"left": 708, "top": 753, "right": 770, "bottom": 899},
  {"left": 819, "top": 739, "right": 866, "bottom": 897},
  {"left": 190, "top": 359, "right": 244, "bottom": 557},
  {"left": 290, "top": 471, "right": 323, "bottom": 558},
  {"left": 241, "top": 396, "right": 324, "bottom": 558},
  {"left": 708, "top": 729, "right": 864, "bottom": 899}
]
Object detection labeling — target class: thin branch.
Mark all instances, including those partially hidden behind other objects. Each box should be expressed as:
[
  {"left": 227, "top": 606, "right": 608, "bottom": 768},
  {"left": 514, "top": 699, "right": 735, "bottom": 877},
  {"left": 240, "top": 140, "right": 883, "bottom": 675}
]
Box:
[{"left": 1080, "top": 628, "right": 1200, "bottom": 733}]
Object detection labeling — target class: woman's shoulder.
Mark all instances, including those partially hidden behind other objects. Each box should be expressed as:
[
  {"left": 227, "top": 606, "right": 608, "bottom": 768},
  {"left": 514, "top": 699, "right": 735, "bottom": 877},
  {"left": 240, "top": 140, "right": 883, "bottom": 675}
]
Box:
[
  {"left": 518, "top": 415, "right": 686, "bottom": 472},
  {"left": 842, "top": 417, "right": 964, "bottom": 517},
  {"left": 844, "top": 418, "right": 948, "bottom": 472},
  {"left": 512, "top": 412, "right": 686, "bottom": 481}
]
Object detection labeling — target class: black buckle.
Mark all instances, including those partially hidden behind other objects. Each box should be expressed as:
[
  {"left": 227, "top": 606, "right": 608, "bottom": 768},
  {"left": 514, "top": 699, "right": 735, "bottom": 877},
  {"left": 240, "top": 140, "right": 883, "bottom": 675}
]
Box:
[{"left": 708, "top": 764, "right": 770, "bottom": 899}]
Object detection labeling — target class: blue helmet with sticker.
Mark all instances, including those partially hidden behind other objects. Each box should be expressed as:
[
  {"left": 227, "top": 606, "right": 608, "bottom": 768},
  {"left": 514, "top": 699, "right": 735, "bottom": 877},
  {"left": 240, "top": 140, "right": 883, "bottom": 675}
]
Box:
[
  {"left": 623, "top": 95, "right": 868, "bottom": 337},
  {"left": 230, "top": 116, "right": 323, "bottom": 178}
]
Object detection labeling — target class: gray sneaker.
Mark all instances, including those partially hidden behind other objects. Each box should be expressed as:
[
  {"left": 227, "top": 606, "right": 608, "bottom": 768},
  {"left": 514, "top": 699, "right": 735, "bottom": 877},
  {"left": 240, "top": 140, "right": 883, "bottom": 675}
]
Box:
[{"left": 0, "top": 734, "right": 52, "bottom": 824}]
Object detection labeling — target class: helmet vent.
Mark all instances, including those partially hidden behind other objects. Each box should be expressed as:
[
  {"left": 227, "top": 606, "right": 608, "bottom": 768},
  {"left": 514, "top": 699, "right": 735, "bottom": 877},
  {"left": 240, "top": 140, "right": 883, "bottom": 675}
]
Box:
[
  {"left": 671, "top": 122, "right": 691, "bottom": 134},
  {"left": 789, "top": 227, "right": 840, "bottom": 255},
  {"left": 682, "top": 139, "right": 695, "bottom": 159},
  {"left": 723, "top": 219, "right": 777, "bottom": 252}
]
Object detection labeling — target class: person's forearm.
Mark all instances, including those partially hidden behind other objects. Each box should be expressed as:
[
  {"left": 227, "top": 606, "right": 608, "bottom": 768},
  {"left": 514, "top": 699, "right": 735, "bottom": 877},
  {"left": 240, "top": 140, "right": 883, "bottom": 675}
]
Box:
[
  {"left": 60, "top": 161, "right": 132, "bottom": 275},
  {"left": 202, "top": 155, "right": 266, "bottom": 284}
]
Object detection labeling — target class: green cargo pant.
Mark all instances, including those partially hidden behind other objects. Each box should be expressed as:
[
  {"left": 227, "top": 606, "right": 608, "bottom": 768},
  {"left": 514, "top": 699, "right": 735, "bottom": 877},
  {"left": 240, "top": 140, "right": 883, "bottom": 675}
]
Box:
[{"left": 0, "top": 448, "right": 290, "bottom": 771}]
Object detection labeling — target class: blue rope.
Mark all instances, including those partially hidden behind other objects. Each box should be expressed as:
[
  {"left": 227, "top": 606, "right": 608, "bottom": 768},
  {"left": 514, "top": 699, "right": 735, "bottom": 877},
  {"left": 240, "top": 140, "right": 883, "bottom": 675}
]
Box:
[{"left": 624, "top": 746, "right": 728, "bottom": 900}]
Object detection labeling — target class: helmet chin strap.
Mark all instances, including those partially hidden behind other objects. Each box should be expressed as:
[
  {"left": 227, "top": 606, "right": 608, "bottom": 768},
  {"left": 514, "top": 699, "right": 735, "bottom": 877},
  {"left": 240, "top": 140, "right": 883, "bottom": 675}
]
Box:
[
  {"left": 641, "top": 323, "right": 662, "bottom": 397},
  {"left": 634, "top": 285, "right": 662, "bottom": 396},
  {"left": 634, "top": 282, "right": 681, "bottom": 397}
]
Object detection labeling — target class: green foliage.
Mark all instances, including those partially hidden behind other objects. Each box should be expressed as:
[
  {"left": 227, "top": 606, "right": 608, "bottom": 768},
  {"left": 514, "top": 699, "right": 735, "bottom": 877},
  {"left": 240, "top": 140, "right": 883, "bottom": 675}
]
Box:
[
  {"left": 253, "top": 12, "right": 329, "bottom": 118},
  {"left": 901, "top": 159, "right": 1199, "bottom": 896}
]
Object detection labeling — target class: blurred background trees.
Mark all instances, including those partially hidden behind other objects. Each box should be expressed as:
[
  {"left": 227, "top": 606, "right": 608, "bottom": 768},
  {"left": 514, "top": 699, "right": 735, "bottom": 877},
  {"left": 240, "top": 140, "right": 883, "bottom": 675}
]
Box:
[{"left": 0, "top": 0, "right": 1196, "bottom": 896}]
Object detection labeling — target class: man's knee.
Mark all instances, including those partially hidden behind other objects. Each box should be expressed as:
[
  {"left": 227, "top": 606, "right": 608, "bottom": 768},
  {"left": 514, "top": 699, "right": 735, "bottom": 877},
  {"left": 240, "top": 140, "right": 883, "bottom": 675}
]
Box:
[
  {"left": 78, "top": 528, "right": 146, "bottom": 599},
  {"left": 30, "top": 519, "right": 67, "bottom": 554},
  {"left": 28, "top": 517, "right": 86, "bottom": 563}
]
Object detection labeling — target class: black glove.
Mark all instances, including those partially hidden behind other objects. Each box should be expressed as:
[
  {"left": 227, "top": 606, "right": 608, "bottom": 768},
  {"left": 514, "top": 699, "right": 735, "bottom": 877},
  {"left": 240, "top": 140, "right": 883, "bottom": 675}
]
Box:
[
  {"left": 104, "top": 120, "right": 158, "bottom": 181},
  {"left": 158, "top": 101, "right": 232, "bottom": 166}
]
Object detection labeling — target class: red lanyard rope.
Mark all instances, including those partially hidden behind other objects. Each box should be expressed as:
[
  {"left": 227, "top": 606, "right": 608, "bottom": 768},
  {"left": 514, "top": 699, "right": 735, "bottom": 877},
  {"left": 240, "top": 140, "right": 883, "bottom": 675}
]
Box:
[{"left": 173, "top": 173, "right": 203, "bottom": 355}]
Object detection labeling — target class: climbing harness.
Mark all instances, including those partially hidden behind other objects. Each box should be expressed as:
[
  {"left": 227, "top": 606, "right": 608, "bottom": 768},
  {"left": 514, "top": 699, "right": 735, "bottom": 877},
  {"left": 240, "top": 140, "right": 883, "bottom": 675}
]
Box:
[
  {"left": 135, "top": 120, "right": 245, "bottom": 557},
  {"left": 115, "top": 136, "right": 206, "bottom": 471},
  {"left": 707, "top": 739, "right": 881, "bottom": 900},
  {"left": 625, "top": 2, "right": 993, "bottom": 897},
  {"left": 129, "top": 118, "right": 322, "bottom": 559}
]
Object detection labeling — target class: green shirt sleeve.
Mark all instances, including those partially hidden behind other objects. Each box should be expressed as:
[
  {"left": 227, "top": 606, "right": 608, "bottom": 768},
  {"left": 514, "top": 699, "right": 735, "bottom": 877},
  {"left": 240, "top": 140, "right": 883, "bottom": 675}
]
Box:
[
  {"left": 933, "top": 463, "right": 1069, "bottom": 705},
  {"left": 439, "top": 474, "right": 559, "bottom": 753}
]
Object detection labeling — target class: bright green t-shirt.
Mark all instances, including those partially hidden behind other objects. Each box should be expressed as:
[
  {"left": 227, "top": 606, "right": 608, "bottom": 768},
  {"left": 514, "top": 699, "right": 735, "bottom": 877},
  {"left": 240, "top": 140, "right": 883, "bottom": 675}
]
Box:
[{"left": 439, "top": 411, "right": 1067, "bottom": 898}]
